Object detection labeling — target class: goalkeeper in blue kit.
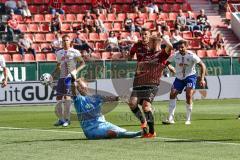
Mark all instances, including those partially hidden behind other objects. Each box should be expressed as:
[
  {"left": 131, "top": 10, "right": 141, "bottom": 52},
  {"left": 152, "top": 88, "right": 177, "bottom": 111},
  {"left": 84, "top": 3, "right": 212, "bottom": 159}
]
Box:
[{"left": 69, "top": 78, "right": 142, "bottom": 139}]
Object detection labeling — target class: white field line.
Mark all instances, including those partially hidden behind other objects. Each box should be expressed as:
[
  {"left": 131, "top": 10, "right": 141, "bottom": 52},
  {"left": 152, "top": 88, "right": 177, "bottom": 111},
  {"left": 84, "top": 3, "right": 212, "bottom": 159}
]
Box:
[{"left": 1, "top": 126, "right": 240, "bottom": 146}]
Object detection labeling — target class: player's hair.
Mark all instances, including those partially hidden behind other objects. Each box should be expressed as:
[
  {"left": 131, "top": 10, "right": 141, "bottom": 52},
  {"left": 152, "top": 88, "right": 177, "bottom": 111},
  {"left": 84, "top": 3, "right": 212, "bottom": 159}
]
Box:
[
  {"left": 178, "top": 40, "right": 188, "bottom": 46},
  {"left": 62, "top": 34, "right": 70, "bottom": 39}
]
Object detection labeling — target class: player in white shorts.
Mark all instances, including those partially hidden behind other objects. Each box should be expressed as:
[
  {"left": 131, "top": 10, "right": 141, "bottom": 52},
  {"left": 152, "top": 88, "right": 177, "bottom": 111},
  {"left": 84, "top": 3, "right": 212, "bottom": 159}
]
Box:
[
  {"left": 51, "top": 34, "right": 85, "bottom": 127},
  {"left": 163, "top": 40, "right": 206, "bottom": 125},
  {"left": 0, "top": 54, "right": 8, "bottom": 88}
]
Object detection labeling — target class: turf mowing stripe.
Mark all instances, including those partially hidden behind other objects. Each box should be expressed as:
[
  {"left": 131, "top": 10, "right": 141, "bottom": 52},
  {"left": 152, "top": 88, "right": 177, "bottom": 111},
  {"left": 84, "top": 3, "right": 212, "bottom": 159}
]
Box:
[{"left": 1, "top": 126, "right": 240, "bottom": 146}]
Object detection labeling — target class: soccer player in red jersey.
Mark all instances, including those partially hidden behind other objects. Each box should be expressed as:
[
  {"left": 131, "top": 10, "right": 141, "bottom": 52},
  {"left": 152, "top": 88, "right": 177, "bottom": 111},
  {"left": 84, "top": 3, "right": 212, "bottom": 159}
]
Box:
[{"left": 128, "top": 28, "right": 173, "bottom": 138}]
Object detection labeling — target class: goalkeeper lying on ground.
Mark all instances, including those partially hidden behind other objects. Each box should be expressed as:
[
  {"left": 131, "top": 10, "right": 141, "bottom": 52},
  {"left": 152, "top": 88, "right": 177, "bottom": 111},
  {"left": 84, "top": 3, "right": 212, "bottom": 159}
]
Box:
[{"left": 69, "top": 78, "right": 142, "bottom": 139}]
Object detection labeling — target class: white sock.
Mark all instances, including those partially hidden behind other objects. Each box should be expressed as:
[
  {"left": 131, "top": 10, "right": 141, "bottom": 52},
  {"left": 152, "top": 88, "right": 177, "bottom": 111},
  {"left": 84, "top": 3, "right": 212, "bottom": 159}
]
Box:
[
  {"left": 55, "top": 100, "right": 63, "bottom": 120},
  {"left": 186, "top": 103, "right": 193, "bottom": 121},
  {"left": 168, "top": 99, "right": 176, "bottom": 121},
  {"left": 64, "top": 100, "right": 72, "bottom": 120}
]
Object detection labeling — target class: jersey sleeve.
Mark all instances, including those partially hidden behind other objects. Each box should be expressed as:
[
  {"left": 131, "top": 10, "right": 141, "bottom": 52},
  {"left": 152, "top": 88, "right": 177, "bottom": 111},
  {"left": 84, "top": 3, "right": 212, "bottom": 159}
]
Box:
[{"left": 192, "top": 53, "right": 201, "bottom": 63}]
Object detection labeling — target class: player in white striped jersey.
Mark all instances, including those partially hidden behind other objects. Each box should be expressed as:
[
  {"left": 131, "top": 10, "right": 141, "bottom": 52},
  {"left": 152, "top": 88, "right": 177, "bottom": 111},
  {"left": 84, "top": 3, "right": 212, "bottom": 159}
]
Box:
[
  {"left": 52, "top": 34, "right": 85, "bottom": 127},
  {"left": 0, "top": 55, "right": 8, "bottom": 88},
  {"left": 163, "top": 40, "right": 206, "bottom": 125}
]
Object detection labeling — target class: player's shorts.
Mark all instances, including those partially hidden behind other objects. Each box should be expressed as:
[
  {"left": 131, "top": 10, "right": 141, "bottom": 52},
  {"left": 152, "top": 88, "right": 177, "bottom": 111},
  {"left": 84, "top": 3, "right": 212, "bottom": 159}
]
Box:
[
  {"left": 172, "top": 74, "right": 197, "bottom": 93},
  {"left": 56, "top": 78, "right": 71, "bottom": 96},
  {"left": 131, "top": 85, "right": 158, "bottom": 105},
  {"left": 83, "top": 122, "right": 127, "bottom": 139}
]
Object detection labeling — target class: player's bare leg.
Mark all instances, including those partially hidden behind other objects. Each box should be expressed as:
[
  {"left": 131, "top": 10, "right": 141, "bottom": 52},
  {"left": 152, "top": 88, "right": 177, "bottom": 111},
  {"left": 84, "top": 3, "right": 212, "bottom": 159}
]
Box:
[
  {"left": 54, "top": 96, "right": 65, "bottom": 126},
  {"left": 185, "top": 88, "right": 194, "bottom": 125},
  {"left": 129, "top": 97, "right": 147, "bottom": 135}
]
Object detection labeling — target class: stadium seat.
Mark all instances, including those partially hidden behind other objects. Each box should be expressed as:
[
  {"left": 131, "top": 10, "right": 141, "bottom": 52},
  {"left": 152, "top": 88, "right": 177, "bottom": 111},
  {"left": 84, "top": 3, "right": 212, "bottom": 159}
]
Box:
[
  {"left": 76, "top": 14, "right": 84, "bottom": 21},
  {"left": 46, "top": 53, "right": 57, "bottom": 61},
  {"left": 122, "top": 4, "right": 131, "bottom": 12},
  {"left": 39, "top": 23, "right": 50, "bottom": 32},
  {"left": 28, "top": 24, "right": 39, "bottom": 32},
  {"left": 112, "top": 4, "right": 121, "bottom": 13},
  {"left": 65, "top": 14, "right": 76, "bottom": 22},
  {"left": 155, "top": 0, "right": 165, "bottom": 3},
  {"left": 188, "top": 39, "right": 201, "bottom": 50},
  {"left": 3, "top": 54, "right": 12, "bottom": 62},
  {"left": 176, "top": 0, "right": 185, "bottom": 3},
  {"left": 168, "top": 12, "right": 178, "bottom": 21},
  {"left": 158, "top": 13, "right": 169, "bottom": 21},
  {"left": 162, "top": 4, "right": 171, "bottom": 12},
  {"left": 166, "top": 0, "right": 175, "bottom": 3},
  {"left": 120, "top": 32, "right": 130, "bottom": 39},
  {"left": 31, "top": 44, "right": 41, "bottom": 52},
  {"left": 18, "top": 24, "right": 28, "bottom": 32},
  {"left": 0, "top": 44, "right": 6, "bottom": 53},
  {"left": 89, "top": 33, "right": 99, "bottom": 41},
  {"left": 14, "top": 15, "right": 23, "bottom": 21},
  {"left": 45, "top": 33, "right": 55, "bottom": 42},
  {"left": 149, "top": 13, "right": 158, "bottom": 21},
  {"left": 98, "top": 14, "right": 106, "bottom": 21},
  {"left": 99, "top": 33, "right": 108, "bottom": 41},
  {"left": 80, "top": 5, "right": 91, "bottom": 13},
  {"left": 116, "top": 13, "right": 126, "bottom": 22},
  {"left": 35, "top": 53, "right": 46, "bottom": 61},
  {"left": 139, "top": 13, "right": 148, "bottom": 20},
  {"left": 107, "top": 14, "right": 117, "bottom": 21},
  {"left": 65, "top": 0, "right": 75, "bottom": 4},
  {"left": 44, "top": 14, "right": 52, "bottom": 22},
  {"left": 145, "top": 21, "right": 155, "bottom": 30},
  {"left": 217, "top": 49, "right": 227, "bottom": 56},
  {"left": 61, "top": 23, "right": 72, "bottom": 33},
  {"left": 25, "top": 34, "right": 34, "bottom": 41},
  {"left": 172, "top": 4, "right": 181, "bottom": 12},
  {"left": 101, "top": 52, "right": 111, "bottom": 60},
  {"left": 111, "top": 52, "right": 123, "bottom": 60},
  {"left": 182, "top": 31, "right": 193, "bottom": 39},
  {"left": 39, "top": 5, "right": 48, "bottom": 13},
  {"left": 23, "top": 54, "right": 35, "bottom": 62},
  {"left": 182, "top": 3, "right": 192, "bottom": 12},
  {"left": 28, "top": 5, "right": 38, "bottom": 14},
  {"left": 7, "top": 43, "right": 17, "bottom": 52},
  {"left": 104, "top": 22, "right": 113, "bottom": 31},
  {"left": 12, "top": 54, "right": 22, "bottom": 62},
  {"left": 113, "top": 22, "right": 123, "bottom": 31},
  {"left": 79, "top": 33, "right": 88, "bottom": 40},
  {"left": 33, "top": 0, "right": 44, "bottom": 4},
  {"left": 128, "top": 13, "right": 137, "bottom": 20},
  {"left": 34, "top": 34, "right": 45, "bottom": 42},
  {"left": 95, "top": 42, "right": 105, "bottom": 50},
  {"left": 40, "top": 43, "right": 51, "bottom": 51},
  {"left": 33, "top": 14, "right": 45, "bottom": 22},
  {"left": 75, "top": 0, "right": 85, "bottom": 3},
  {"left": 197, "top": 50, "right": 207, "bottom": 58},
  {"left": 91, "top": 52, "right": 102, "bottom": 59},
  {"left": 62, "top": 5, "right": 70, "bottom": 14},
  {"left": 68, "top": 33, "right": 77, "bottom": 39},
  {"left": 206, "top": 50, "right": 218, "bottom": 57}
]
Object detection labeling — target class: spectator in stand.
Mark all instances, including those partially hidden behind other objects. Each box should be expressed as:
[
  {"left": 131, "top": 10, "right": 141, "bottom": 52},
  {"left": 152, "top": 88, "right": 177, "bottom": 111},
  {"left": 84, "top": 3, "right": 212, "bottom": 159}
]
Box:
[
  {"left": 200, "top": 29, "right": 212, "bottom": 49},
  {"left": 175, "top": 10, "right": 187, "bottom": 31},
  {"left": 213, "top": 33, "right": 224, "bottom": 50},
  {"left": 83, "top": 10, "right": 95, "bottom": 33},
  {"left": 48, "top": 0, "right": 64, "bottom": 15},
  {"left": 18, "top": 33, "right": 36, "bottom": 59},
  {"left": 7, "top": 11, "right": 22, "bottom": 41},
  {"left": 51, "top": 32, "right": 62, "bottom": 53},
  {"left": 106, "top": 31, "right": 120, "bottom": 52},
  {"left": 145, "top": 1, "right": 159, "bottom": 13},
  {"left": 171, "top": 30, "right": 185, "bottom": 50},
  {"left": 91, "top": 0, "right": 106, "bottom": 15},
  {"left": 124, "top": 13, "right": 135, "bottom": 32},
  {"left": 5, "top": 0, "right": 21, "bottom": 14},
  {"left": 72, "top": 31, "right": 94, "bottom": 58},
  {"left": 17, "top": 0, "right": 31, "bottom": 19},
  {"left": 50, "top": 12, "right": 62, "bottom": 33},
  {"left": 94, "top": 14, "right": 107, "bottom": 33},
  {"left": 197, "top": 9, "right": 211, "bottom": 31},
  {"left": 186, "top": 11, "right": 200, "bottom": 32},
  {"left": 134, "top": 11, "right": 145, "bottom": 32},
  {"left": 119, "top": 30, "right": 138, "bottom": 54}
]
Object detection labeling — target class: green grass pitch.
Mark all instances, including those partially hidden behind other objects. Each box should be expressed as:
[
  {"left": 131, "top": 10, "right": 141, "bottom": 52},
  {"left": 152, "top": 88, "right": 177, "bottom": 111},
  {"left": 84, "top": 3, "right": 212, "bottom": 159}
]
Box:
[{"left": 0, "top": 99, "right": 240, "bottom": 160}]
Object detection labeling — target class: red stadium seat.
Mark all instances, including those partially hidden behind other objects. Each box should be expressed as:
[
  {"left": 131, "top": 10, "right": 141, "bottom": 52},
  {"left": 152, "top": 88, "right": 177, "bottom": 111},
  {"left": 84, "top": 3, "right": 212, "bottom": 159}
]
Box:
[
  {"left": 28, "top": 24, "right": 39, "bottom": 32},
  {"left": 0, "top": 44, "right": 6, "bottom": 53},
  {"left": 113, "top": 22, "right": 122, "bottom": 31},
  {"left": 91, "top": 52, "right": 102, "bottom": 59},
  {"left": 23, "top": 54, "right": 35, "bottom": 62},
  {"left": 99, "top": 33, "right": 108, "bottom": 41},
  {"left": 76, "top": 14, "right": 84, "bottom": 21},
  {"left": 197, "top": 50, "right": 207, "bottom": 58},
  {"left": 75, "top": 0, "right": 85, "bottom": 3},
  {"left": 46, "top": 53, "right": 57, "bottom": 61},
  {"left": 39, "top": 5, "right": 48, "bottom": 13},
  {"left": 168, "top": 12, "right": 178, "bottom": 21},
  {"left": 172, "top": 4, "right": 181, "bottom": 12},
  {"left": 112, "top": 4, "right": 121, "bottom": 13},
  {"left": 45, "top": 33, "right": 55, "bottom": 42},
  {"left": 128, "top": 13, "right": 137, "bottom": 20},
  {"left": 155, "top": 0, "right": 165, "bottom": 3},
  {"left": 12, "top": 54, "right": 22, "bottom": 62},
  {"left": 95, "top": 42, "right": 105, "bottom": 50},
  {"left": 65, "top": 0, "right": 75, "bottom": 4},
  {"left": 31, "top": 44, "right": 41, "bottom": 52},
  {"left": 101, "top": 52, "right": 111, "bottom": 60},
  {"left": 158, "top": 13, "right": 169, "bottom": 21},
  {"left": 80, "top": 5, "right": 91, "bottom": 13},
  {"left": 2, "top": 54, "right": 12, "bottom": 62},
  {"left": 117, "top": 13, "right": 126, "bottom": 22},
  {"left": 89, "top": 33, "right": 99, "bottom": 41},
  {"left": 40, "top": 43, "right": 51, "bottom": 51},
  {"left": 166, "top": 0, "right": 175, "bottom": 3},
  {"left": 139, "top": 13, "right": 148, "bottom": 20},
  {"left": 14, "top": 15, "right": 23, "bottom": 21},
  {"left": 65, "top": 14, "right": 76, "bottom": 22},
  {"left": 176, "top": 0, "right": 185, "bottom": 3},
  {"left": 68, "top": 33, "right": 77, "bottom": 39},
  {"left": 111, "top": 52, "right": 123, "bottom": 60},
  {"left": 34, "top": 34, "right": 45, "bottom": 42},
  {"left": 188, "top": 39, "right": 201, "bottom": 50},
  {"left": 44, "top": 14, "right": 52, "bottom": 22},
  {"left": 28, "top": 5, "right": 38, "bottom": 14},
  {"left": 33, "top": 14, "right": 45, "bottom": 22},
  {"left": 145, "top": 21, "right": 155, "bottom": 30},
  {"left": 39, "top": 23, "right": 50, "bottom": 32},
  {"left": 162, "top": 4, "right": 171, "bottom": 12},
  {"left": 61, "top": 23, "right": 72, "bottom": 33},
  {"left": 107, "top": 14, "right": 117, "bottom": 21},
  {"left": 7, "top": 43, "right": 17, "bottom": 52},
  {"left": 79, "top": 33, "right": 88, "bottom": 40},
  {"left": 122, "top": 4, "right": 131, "bottom": 12},
  {"left": 33, "top": 0, "right": 44, "bottom": 4},
  {"left": 148, "top": 13, "right": 158, "bottom": 21},
  {"left": 25, "top": 34, "right": 34, "bottom": 41},
  {"left": 182, "top": 3, "right": 192, "bottom": 12},
  {"left": 182, "top": 31, "right": 193, "bottom": 39},
  {"left": 206, "top": 50, "right": 218, "bottom": 57},
  {"left": 120, "top": 32, "right": 130, "bottom": 39},
  {"left": 217, "top": 49, "right": 227, "bottom": 56},
  {"left": 104, "top": 22, "right": 113, "bottom": 31},
  {"left": 98, "top": 14, "right": 107, "bottom": 21},
  {"left": 35, "top": 53, "right": 46, "bottom": 61},
  {"left": 18, "top": 24, "right": 28, "bottom": 32}
]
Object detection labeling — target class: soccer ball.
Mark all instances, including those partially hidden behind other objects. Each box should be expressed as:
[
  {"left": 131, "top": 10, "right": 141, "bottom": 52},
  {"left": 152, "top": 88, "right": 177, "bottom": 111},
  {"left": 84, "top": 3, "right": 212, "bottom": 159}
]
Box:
[{"left": 40, "top": 73, "right": 52, "bottom": 85}]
